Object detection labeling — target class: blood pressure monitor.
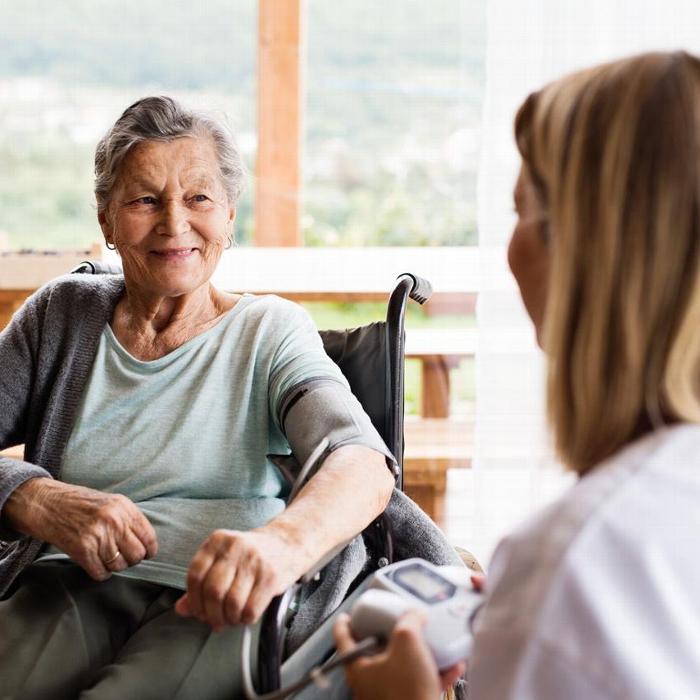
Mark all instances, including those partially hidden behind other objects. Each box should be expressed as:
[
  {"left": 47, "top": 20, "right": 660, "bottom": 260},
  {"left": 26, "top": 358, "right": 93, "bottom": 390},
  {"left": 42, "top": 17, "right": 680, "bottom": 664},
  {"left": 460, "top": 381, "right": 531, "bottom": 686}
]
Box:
[{"left": 349, "top": 558, "right": 483, "bottom": 670}]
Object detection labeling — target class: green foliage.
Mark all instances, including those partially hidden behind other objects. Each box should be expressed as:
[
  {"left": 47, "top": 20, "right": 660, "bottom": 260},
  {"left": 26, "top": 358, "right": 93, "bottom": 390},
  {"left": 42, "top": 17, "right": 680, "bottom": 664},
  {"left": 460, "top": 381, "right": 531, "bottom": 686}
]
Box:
[
  {"left": 0, "top": 1, "right": 257, "bottom": 91},
  {"left": 303, "top": 0, "right": 484, "bottom": 246},
  {"left": 0, "top": 135, "right": 96, "bottom": 248},
  {"left": 304, "top": 168, "right": 477, "bottom": 247}
]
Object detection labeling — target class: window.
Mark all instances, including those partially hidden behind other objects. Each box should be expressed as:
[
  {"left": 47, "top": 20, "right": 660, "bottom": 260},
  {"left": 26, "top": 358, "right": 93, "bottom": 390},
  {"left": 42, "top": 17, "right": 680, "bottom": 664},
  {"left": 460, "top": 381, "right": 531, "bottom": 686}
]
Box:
[{"left": 305, "top": 0, "right": 485, "bottom": 247}]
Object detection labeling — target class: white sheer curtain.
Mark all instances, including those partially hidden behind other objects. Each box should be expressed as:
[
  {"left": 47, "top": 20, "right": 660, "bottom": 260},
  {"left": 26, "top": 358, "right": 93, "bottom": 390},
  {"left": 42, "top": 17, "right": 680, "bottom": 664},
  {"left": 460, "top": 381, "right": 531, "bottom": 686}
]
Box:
[{"left": 447, "top": 0, "right": 700, "bottom": 565}]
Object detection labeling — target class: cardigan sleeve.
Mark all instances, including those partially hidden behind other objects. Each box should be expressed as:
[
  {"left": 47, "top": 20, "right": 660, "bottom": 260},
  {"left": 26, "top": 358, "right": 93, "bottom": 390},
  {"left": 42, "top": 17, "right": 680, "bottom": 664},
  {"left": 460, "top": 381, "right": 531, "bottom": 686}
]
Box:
[{"left": 0, "top": 291, "right": 53, "bottom": 540}]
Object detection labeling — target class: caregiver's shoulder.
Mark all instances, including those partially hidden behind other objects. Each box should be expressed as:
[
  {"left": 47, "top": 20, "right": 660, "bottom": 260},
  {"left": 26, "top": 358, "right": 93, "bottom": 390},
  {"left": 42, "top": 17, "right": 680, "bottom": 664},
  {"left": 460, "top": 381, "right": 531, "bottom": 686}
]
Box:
[{"left": 496, "top": 424, "right": 700, "bottom": 584}]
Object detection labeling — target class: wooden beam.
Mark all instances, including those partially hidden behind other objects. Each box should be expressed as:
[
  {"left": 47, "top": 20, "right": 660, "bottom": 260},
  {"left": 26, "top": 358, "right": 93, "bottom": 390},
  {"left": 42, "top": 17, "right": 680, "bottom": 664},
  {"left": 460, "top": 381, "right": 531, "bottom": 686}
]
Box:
[{"left": 256, "top": 0, "right": 304, "bottom": 246}]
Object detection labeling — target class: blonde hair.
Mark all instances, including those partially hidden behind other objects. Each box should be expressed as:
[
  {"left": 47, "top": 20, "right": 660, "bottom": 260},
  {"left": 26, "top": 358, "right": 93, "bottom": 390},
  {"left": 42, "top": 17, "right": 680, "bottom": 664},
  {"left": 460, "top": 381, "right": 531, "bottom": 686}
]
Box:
[{"left": 515, "top": 51, "right": 700, "bottom": 474}]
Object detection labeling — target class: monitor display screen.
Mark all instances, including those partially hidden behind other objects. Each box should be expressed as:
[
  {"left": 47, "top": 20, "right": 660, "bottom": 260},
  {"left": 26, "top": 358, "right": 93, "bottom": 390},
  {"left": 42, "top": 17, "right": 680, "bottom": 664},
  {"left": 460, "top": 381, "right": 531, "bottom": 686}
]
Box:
[{"left": 393, "top": 565, "right": 455, "bottom": 604}]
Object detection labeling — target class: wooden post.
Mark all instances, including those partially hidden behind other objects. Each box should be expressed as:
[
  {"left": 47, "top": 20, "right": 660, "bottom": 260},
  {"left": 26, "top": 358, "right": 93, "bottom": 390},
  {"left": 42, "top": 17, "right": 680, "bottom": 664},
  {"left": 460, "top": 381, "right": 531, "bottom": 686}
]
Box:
[
  {"left": 256, "top": 0, "right": 304, "bottom": 246},
  {"left": 421, "top": 357, "right": 458, "bottom": 418}
]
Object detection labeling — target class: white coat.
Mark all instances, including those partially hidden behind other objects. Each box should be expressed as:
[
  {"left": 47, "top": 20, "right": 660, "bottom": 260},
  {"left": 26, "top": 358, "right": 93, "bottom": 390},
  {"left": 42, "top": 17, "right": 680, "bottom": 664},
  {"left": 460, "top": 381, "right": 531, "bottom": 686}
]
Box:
[{"left": 469, "top": 425, "right": 700, "bottom": 699}]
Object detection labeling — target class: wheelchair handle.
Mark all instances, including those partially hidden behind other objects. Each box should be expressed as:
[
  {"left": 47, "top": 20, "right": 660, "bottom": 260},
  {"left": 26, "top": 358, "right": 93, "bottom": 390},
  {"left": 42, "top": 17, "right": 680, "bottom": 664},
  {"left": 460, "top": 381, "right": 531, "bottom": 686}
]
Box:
[{"left": 396, "top": 272, "right": 433, "bottom": 305}]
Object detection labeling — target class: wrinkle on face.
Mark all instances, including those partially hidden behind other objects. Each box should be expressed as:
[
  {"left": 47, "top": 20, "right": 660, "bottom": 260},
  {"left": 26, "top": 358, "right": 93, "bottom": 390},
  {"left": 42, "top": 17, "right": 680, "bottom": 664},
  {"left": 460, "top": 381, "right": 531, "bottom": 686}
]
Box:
[
  {"left": 115, "top": 143, "right": 229, "bottom": 209},
  {"left": 100, "top": 137, "right": 235, "bottom": 305}
]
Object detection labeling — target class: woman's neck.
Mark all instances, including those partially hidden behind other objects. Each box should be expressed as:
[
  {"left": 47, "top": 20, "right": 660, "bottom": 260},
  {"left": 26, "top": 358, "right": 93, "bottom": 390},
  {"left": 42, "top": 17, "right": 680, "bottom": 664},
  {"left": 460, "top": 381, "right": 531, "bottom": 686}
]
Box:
[{"left": 111, "top": 282, "right": 239, "bottom": 360}]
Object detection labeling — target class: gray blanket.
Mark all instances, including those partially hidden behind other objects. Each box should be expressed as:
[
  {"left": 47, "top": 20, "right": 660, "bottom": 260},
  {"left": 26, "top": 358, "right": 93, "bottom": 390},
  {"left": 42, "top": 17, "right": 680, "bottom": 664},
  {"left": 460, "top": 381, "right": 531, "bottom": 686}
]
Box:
[{"left": 287, "top": 488, "right": 463, "bottom": 652}]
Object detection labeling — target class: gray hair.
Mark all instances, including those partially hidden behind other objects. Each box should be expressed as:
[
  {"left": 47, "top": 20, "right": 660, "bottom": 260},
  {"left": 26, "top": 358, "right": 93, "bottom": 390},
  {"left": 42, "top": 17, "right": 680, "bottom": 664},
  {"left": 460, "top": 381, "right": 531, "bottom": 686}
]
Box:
[{"left": 94, "top": 95, "right": 246, "bottom": 214}]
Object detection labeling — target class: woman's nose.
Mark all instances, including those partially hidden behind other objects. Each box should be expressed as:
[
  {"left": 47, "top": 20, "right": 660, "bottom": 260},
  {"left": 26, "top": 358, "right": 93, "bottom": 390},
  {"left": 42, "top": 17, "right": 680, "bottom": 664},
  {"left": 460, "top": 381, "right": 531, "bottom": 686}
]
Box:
[{"left": 157, "top": 199, "right": 189, "bottom": 236}]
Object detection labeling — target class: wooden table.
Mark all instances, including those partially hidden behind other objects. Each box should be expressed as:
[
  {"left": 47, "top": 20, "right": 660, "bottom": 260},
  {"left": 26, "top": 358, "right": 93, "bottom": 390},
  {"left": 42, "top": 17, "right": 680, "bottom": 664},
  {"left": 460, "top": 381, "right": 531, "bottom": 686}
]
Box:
[
  {"left": 0, "top": 248, "right": 100, "bottom": 329},
  {"left": 405, "top": 328, "right": 476, "bottom": 418},
  {"left": 403, "top": 417, "right": 473, "bottom": 527}
]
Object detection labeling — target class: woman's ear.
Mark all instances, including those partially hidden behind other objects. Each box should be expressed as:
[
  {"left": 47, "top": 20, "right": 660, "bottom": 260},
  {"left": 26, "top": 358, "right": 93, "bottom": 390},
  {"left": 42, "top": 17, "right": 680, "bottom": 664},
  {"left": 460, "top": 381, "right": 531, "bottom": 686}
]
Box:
[
  {"left": 98, "top": 210, "right": 114, "bottom": 245},
  {"left": 229, "top": 207, "right": 237, "bottom": 226}
]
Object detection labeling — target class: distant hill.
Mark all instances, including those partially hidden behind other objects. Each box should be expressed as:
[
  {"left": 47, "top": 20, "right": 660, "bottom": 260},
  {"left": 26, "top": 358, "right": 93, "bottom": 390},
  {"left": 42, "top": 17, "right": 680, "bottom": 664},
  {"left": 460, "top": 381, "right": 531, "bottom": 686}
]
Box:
[{"left": 0, "top": 0, "right": 483, "bottom": 98}]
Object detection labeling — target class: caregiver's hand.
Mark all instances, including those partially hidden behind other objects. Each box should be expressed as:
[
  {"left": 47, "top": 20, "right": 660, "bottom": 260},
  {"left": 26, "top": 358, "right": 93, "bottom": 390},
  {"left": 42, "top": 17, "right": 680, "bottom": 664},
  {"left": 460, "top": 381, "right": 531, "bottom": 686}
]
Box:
[
  {"left": 175, "top": 527, "right": 305, "bottom": 630},
  {"left": 3, "top": 477, "right": 158, "bottom": 581},
  {"left": 333, "top": 609, "right": 465, "bottom": 700},
  {"left": 471, "top": 572, "right": 486, "bottom": 592}
]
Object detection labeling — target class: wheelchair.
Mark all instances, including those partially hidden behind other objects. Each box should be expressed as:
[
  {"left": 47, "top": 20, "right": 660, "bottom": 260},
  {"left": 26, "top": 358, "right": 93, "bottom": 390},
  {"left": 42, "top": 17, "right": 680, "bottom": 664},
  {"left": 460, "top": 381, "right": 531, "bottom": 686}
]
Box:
[{"left": 72, "top": 262, "right": 467, "bottom": 698}]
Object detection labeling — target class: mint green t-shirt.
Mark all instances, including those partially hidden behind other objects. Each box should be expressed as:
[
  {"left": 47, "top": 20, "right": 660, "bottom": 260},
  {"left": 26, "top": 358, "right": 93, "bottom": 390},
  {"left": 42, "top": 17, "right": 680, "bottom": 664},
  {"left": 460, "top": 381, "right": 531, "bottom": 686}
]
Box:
[{"left": 39, "top": 294, "right": 348, "bottom": 590}]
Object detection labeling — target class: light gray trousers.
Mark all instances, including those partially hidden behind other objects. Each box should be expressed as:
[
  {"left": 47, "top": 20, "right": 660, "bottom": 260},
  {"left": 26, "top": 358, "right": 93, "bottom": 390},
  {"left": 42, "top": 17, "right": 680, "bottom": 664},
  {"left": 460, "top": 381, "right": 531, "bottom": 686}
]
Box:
[{"left": 0, "top": 560, "right": 255, "bottom": 700}]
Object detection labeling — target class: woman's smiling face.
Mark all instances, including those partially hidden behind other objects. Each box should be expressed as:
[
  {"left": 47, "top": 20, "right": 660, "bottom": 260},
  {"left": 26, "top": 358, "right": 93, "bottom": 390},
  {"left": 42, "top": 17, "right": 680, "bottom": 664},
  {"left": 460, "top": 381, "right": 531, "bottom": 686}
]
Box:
[{"left": 100, "top": 136, "right": 235, "bottom": 299}]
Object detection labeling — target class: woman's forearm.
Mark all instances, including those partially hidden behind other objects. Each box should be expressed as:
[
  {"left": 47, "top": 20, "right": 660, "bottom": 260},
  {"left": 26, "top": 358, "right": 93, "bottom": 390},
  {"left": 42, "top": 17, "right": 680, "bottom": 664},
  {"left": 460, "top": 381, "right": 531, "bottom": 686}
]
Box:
[
  {"left": 176, "top": 444, "right": 394, "bottom": 627},
  {"left": 3, "top": 476, "right": 158, "bottom": 580},
  {"left": 2, "top": 476, "right": 55, "bottom": 538},
  {"left": 261, "top": 444, "right": 394, "bottom": 576}
]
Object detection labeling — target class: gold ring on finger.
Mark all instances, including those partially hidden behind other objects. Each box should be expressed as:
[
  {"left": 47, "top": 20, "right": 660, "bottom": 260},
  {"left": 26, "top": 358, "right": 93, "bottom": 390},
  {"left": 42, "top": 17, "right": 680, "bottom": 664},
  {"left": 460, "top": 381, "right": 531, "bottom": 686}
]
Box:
[{"left": 104, "top": 550, "right": 121, "bottom": 565}]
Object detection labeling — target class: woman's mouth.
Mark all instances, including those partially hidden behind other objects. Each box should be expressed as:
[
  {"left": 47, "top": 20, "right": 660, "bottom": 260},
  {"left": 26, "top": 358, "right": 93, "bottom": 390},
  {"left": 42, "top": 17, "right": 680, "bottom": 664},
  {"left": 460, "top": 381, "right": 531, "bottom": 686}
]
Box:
[{"left": 150, "top": 247, "right": 197, "bottom": 260}]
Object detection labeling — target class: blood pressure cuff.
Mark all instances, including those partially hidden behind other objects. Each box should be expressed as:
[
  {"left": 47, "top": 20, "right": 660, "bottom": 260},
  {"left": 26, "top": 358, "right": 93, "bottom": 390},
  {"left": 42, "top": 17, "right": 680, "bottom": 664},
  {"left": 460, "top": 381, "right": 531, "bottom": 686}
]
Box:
[{"left": 278, "top": 378, "right": 399, "bottom": 481}]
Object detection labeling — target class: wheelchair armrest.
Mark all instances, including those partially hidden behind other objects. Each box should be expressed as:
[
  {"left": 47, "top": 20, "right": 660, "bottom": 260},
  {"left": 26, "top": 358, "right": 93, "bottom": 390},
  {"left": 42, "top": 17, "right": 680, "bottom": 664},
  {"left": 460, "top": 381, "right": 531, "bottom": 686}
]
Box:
[
  {"left": 257, "top": 583, "right": 301, "bottom": 692},
  {"left": 256, "top": 511, "right": 394, "bottom": 693},
  {"left": 278, "top": 574, "right": 377, "bottom": 696}
]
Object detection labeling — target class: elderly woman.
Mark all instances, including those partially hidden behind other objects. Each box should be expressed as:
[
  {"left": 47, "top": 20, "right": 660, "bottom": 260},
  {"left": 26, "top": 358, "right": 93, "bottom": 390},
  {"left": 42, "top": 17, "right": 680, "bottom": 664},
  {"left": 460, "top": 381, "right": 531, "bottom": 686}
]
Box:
[
  {"left": 0, "top": 96, "right": 395, "bottom": 698},
  {"left": 336, "top": 51, "right": 700, "bottom": 699}
]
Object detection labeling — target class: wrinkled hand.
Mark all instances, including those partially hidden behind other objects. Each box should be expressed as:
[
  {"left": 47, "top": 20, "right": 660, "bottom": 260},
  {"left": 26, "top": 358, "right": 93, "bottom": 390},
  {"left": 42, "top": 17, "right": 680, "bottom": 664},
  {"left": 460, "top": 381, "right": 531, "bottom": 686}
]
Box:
[
  {"left": 4, "top": 477, "right": 158, "bottom": 581},
  {"left": 175, "top": 528, "right": 304, "bottom": 630},
  {"left": 333, "top": 610, "right": 465, "bottom": 700}
]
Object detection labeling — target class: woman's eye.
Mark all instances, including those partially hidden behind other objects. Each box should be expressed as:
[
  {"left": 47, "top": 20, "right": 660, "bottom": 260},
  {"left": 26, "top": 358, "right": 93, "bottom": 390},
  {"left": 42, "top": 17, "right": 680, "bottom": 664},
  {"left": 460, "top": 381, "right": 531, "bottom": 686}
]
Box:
[
  {"left": 192, "top": 194, "right": 209, "bottom": 203},
  {"left": 136, "top": 196, "right": 157, "bottom": 205}
]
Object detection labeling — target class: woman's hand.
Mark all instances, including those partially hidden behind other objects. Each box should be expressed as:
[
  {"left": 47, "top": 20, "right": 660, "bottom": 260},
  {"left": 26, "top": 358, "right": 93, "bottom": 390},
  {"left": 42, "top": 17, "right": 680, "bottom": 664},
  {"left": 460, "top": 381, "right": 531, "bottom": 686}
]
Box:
[
  {"left": 175, "top": 527, "right": 304, "bottom": 630},
  {"left": 333, "top": 610, "right": 465, "bottom": 700},
  {"left": 3, "top": 477, "right": 158, "bottom": 581}
]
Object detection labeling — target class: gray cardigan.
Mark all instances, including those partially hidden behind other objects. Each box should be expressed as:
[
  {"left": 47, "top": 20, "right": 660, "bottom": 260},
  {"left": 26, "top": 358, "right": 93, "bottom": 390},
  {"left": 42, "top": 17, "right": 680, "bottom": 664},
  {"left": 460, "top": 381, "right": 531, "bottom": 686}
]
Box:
[
  {"left": 0, "top": 274, "right": 128, "bottom": 593},
  {"left": 0, "top": 273, "right": 461, "bottom": 645}
]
